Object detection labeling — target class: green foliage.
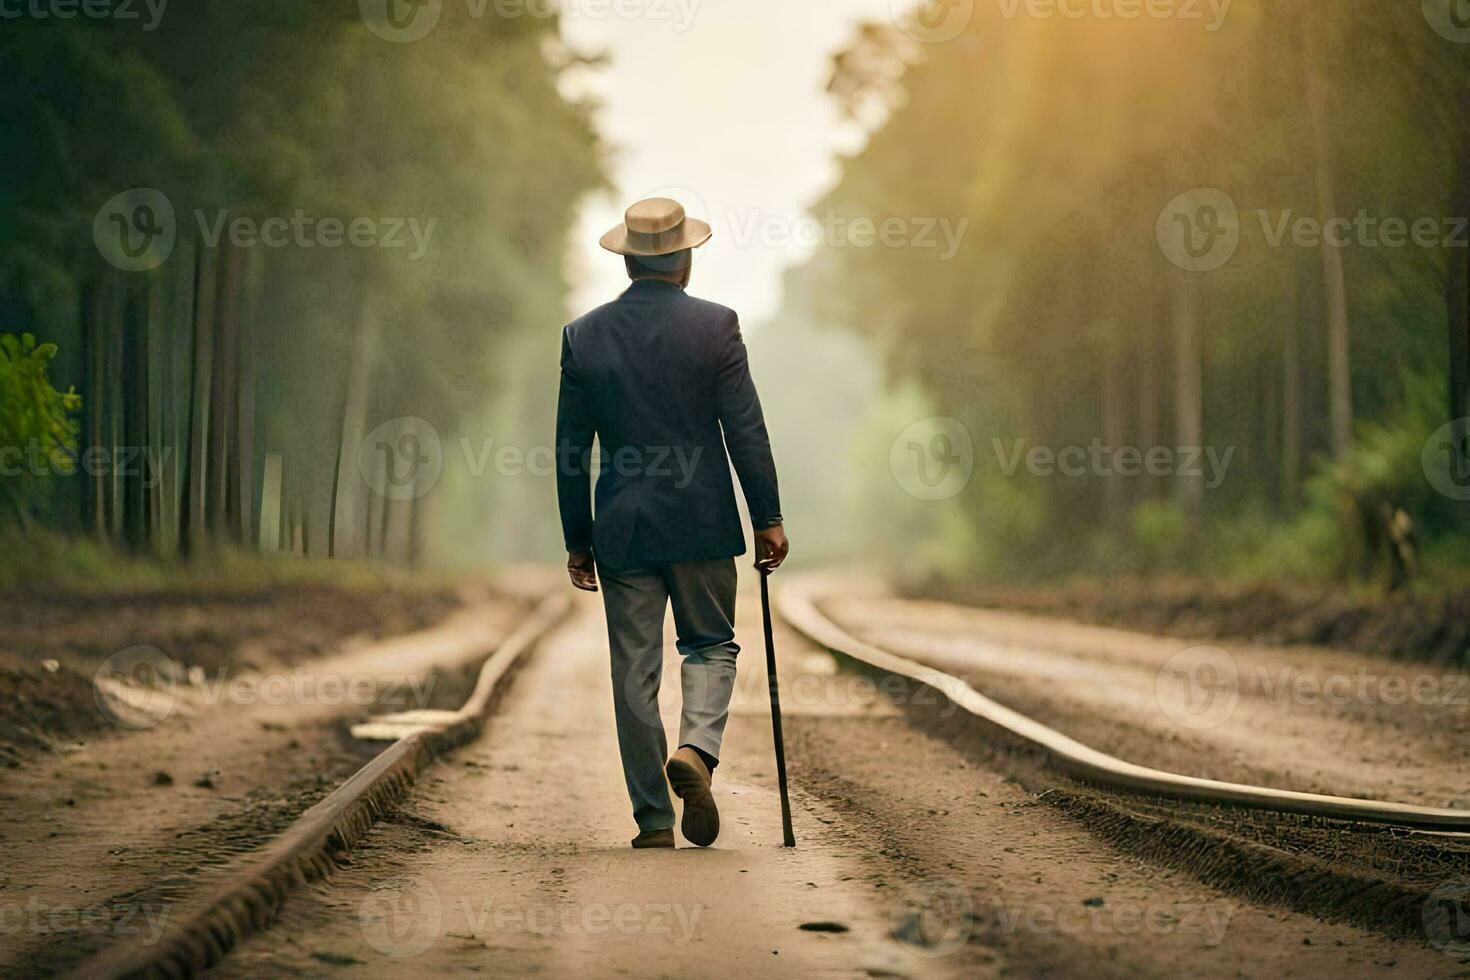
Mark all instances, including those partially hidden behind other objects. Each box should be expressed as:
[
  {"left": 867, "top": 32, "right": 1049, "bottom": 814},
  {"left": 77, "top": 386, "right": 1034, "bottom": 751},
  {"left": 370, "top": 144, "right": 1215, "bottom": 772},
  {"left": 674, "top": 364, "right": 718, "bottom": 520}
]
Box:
[
  {"left": 0, "top": 333, "right": 81, "bottom": 526},
  {"left": 1, "top": 7, "right": 605, "bottom": 562},
  {"left": 1128, "top": 500, "right": 1189, "bottom": 568},
  {"left": 798, "top": 2, "right": 1470, "bottom": 587}
]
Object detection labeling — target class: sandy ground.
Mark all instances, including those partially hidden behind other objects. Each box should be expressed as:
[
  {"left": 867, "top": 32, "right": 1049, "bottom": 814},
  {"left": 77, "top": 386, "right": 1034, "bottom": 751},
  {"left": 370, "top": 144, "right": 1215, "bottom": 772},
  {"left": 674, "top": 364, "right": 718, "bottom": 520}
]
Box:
[
  {"left": 215, "top": 568, "right": 1452, "bottom": 978},
  {"left": 219, "top": 573, "right": 935, "bottom": 978},
  {"left": 821, "top": 589, "right": 1470, "bottom": 810},
  {"left": 0, "top": 582, "right": 465, "bottom": 763},
  {"left": 0, "top": 595, "right": 524, "bottom": 977}
]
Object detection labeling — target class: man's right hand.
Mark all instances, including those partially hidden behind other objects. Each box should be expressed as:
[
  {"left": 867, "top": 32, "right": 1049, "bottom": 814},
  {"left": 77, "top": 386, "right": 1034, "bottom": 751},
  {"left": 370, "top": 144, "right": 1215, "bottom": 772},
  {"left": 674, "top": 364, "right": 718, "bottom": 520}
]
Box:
[
  {"left": 754, "top": 524, "right": 789, "bottom": 572},
  {"left": 567, "top": 550, "right": 598, "bottom": 592}
]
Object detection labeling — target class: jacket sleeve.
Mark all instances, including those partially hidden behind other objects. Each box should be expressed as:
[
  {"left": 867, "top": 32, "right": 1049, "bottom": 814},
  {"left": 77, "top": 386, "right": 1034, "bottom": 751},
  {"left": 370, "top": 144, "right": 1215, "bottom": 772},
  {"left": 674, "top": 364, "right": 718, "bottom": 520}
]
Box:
[
  {"left": 714, "top": 311, "right": 783, "bottom": 529},
  {"left": 555, "top": 326, "right": 595, "bottom": 553}
]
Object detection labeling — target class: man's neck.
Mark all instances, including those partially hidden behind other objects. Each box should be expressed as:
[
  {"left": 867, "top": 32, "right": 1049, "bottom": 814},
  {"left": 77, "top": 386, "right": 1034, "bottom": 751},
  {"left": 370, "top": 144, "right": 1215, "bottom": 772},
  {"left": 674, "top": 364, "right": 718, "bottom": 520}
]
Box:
[{"left": 634, "top": 276, "right": 684, "bottom": 287}]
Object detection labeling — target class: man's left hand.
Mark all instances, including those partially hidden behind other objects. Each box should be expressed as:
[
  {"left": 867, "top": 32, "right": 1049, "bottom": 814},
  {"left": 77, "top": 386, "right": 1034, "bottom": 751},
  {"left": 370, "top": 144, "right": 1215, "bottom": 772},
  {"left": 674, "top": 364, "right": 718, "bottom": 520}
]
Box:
[
  {"left": 754, "top": 524, "right": 789, "bottom": 571},
  {"left": 567, "top": 550, "right": 599, "bottom": 592}
]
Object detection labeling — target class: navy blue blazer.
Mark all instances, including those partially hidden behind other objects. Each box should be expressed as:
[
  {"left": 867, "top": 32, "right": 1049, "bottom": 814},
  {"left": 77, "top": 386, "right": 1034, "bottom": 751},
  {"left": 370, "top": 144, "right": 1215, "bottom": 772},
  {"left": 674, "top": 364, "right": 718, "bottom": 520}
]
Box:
[{"left": 555, "top": 278, "right": 782, "bottom": 571}]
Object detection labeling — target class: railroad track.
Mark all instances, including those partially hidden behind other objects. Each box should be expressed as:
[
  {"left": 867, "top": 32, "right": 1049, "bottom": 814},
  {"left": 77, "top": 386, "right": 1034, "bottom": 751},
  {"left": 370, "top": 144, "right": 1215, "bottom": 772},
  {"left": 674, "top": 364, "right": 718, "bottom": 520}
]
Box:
[
  {"left": 777, "top": 576, "right": 1470, "bottom": 836},
  {"left": 54, "top": 573, "right": 1467, "bottom": 976},
  {"left": 67, "top": 591, "right": 571, "bottom": 980}
]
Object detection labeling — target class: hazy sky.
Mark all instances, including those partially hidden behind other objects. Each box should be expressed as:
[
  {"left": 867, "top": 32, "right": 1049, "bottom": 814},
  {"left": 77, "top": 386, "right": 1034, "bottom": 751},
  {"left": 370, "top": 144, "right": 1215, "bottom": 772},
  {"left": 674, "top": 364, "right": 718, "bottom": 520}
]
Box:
[{"left": 560, "top": 0, "right": 917, "bottom": 325}]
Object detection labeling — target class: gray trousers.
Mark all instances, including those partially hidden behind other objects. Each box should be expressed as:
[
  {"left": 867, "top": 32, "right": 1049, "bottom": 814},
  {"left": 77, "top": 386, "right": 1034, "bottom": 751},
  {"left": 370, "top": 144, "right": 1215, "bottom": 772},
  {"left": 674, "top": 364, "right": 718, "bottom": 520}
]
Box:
[{"left": 599, "top": 557, "right": 739, "bottom": 832}]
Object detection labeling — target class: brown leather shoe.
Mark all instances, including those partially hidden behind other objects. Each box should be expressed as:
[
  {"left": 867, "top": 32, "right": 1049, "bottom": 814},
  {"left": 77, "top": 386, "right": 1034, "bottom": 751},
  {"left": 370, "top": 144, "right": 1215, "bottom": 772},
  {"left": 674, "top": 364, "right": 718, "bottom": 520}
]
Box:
[
  {"left": 632, "top": 828, "right": 675, "bottom": 849},
  {"left": 665, "top": 747, "right": 720, "bottom": 846}
]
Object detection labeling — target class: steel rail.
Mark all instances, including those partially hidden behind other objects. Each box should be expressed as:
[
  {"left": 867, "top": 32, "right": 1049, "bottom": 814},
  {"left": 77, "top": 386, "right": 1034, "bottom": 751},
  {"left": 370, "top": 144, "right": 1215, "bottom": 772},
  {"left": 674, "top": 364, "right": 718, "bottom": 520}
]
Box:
[
  {"left": 778, "top": 580, "right": 1470, "bottom": 834},
  {"left": 68, "top": 591, "right": 572, "bottom": 980}
]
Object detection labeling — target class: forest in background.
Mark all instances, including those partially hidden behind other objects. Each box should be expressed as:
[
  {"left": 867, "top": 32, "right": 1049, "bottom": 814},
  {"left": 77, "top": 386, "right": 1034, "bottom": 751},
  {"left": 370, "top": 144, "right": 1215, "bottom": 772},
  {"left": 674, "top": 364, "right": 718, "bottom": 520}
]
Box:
[
  {"left": 0, "top": 0, "right": 603, "bottom": 578},
  {"left": 774, "top": 0, "right": 1470, "bottom": 587},
  {"left": 5, "top": 0, "right": 1469, "bottom": 594}
]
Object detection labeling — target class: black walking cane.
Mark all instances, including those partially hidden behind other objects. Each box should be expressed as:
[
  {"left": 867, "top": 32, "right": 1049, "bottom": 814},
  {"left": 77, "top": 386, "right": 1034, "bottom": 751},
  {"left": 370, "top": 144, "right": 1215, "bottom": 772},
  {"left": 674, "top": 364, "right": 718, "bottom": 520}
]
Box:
[{"left": 758, "top": 564, "right": 796, "bottom": 847}]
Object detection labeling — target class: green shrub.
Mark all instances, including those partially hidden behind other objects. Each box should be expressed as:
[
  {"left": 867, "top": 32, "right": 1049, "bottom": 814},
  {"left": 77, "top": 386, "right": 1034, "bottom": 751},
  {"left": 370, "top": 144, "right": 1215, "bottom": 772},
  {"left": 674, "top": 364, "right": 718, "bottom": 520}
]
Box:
[
  {"left": 0, "top": 333, "right": 81, "bottom": 528},
  {"left": 1128, "top": 499, "right": 1189, "bottom": 567}
]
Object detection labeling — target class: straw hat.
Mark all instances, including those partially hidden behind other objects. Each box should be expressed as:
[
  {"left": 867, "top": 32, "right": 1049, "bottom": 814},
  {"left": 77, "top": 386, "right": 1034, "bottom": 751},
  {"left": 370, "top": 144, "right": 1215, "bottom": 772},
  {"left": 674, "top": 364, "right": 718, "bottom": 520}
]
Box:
[{"left": 599, "top": 197, "right": 712, "bottom": 256}]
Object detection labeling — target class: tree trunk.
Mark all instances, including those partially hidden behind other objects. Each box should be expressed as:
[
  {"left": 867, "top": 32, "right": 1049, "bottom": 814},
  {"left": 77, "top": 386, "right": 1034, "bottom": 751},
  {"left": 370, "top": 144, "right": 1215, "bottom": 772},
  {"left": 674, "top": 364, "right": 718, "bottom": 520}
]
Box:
[
  {"left": 258, "top": 452, "right": 283, "bottom": 553},
  {"left": 181, "top": 239, "right": 216, "bottom": 556},
  {"left": 331, "top": 295, "right": 380, "bottom": 559},
  {"left": 1102, "top": 323, "right": 1127, "bottom": 530},
  {"left": 159, "top": 236, "right": 196, "bottom": 556},
  {"left": 122, "top": 278, "right": 150, "bottom": 551},
  {"left": 80, "top": 274, "right": 107, "bottom": 539},
  {"left": 1136, "top": 283, "right": 1163, "bottom": 505},
  {"left": 208, "top": 240, "right": 243, "bottom": 543},
  {"left": 145, "top": 270, "right": 166, "bottom": 553},
  {"left": 1281, "top": 259, "right": 1303, "bottom": 509},
  {"left": 1449, "top": 136, "right": 1470, "bottom": 475},
  {"left": 105, "top": 271, "right": 126, "bottom": 541},
  {"left": 235, "top": 246, "right": 261, "bottom": 545},
  {"left": 1304, "top": 24, "right": 1353, "bottom": 459},
  {"left": 1172, "top": 274, "right": 1203, "bottom": 523}
]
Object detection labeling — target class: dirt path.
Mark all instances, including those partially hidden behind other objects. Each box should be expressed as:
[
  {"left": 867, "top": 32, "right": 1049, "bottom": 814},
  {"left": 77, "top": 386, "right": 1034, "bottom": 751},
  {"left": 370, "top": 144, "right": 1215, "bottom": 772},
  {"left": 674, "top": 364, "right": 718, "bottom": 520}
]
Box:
[
  {"left": 822, "top": 587, "right": 1470, "bottom": 810},
  {"left": 217, "top": 570, "right": 1453, "bottom": 977},
  {"left": 220, "top": 574, "right": 938, "bottom": 977},
  {"left": 782, "top": 712, "right": 1447, "bottom": 978},
  {"left": 0, "top": 596, "right": 524, "bottom": 977}
]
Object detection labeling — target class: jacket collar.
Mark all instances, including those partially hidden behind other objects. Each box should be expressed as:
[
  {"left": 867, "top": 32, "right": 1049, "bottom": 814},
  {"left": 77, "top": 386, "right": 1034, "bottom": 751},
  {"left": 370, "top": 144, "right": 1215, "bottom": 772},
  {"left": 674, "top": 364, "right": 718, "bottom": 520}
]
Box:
[{"left": 624, "top": 278, "right": 686, "bottom": 296}]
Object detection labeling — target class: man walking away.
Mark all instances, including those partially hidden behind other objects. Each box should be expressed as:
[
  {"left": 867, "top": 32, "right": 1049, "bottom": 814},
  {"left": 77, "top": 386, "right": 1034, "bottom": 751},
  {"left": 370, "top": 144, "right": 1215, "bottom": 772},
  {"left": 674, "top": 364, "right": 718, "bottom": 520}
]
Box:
[{"left": 555, "top": 197, "right": 789, "bottom": 848}]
